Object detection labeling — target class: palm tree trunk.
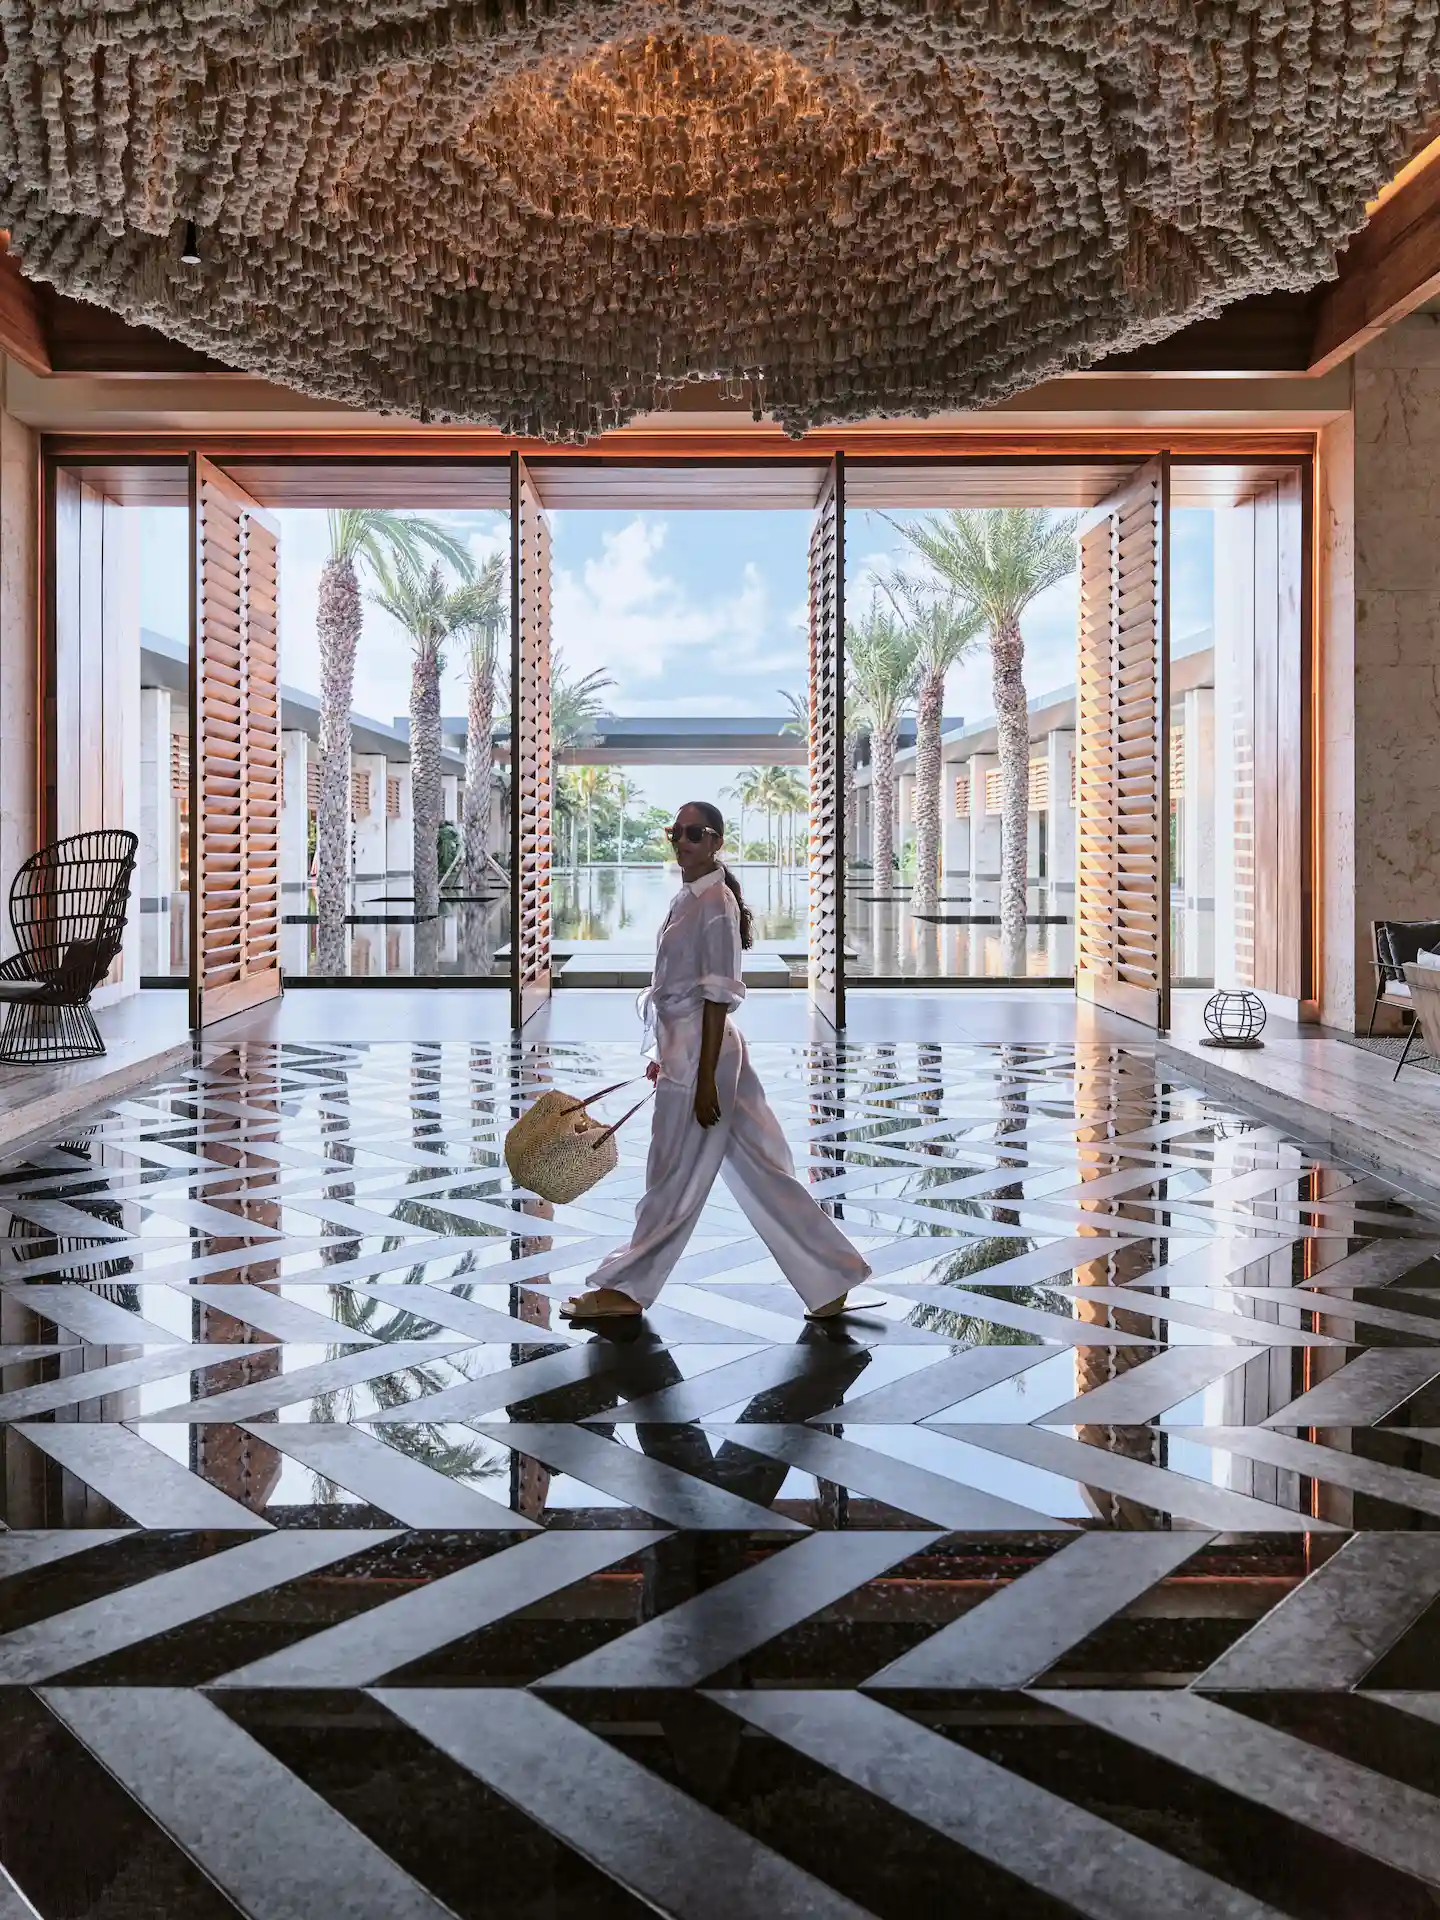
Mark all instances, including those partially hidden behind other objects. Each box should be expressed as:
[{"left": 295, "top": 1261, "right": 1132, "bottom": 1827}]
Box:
[
  {"left": 316, "top": 555, "right": 360, "bottom": 975},
  {"left": 411, "top": 645, "right": 443, "bottom": 924},
  {"left": 462, "top": 660, "right": 494, "bottom": 896},
  {"left": 871, "top": 723, "right": 898, "bottom": 886},
  {"left": 913, "top": 669, "right": 945, "bottom": 914},
  {"left": 992, "top": 614, "right": 1030, "bottom": 976}
]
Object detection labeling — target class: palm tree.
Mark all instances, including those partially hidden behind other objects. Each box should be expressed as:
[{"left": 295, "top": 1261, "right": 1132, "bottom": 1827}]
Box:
[
  {"left": 879, "top": 574, "right": 983, "bottom": 915},
  {"left": 368, "top": 555, "right": 473, "bottom": 925},
  {"left": 720, "top": 776, "right": 749, "bottom": 863},
  {"left": 451, "top": 552, "right": 507, "bottom": 897},
  {"left": 575, "top": 764, "right": 613, "bottom": 867},
  {"left": 614, "top": 774, "right": 642, "bottom": 867},
  {"left": 550, "top": 651, "right": 615, "bottom": 751},
  {"left": 554, "top": 768, "right": 585, "bottom": 869},
  {"left": 769, "top": 767, "right": 809, "bottom": 871},
  {"left": 846, "top": 598, "right": 920, "bottom": 886},
  {"left": 314, "top": 510, "right": 469, "bottom": 974},
  {"left": 894, "top": 509, "right": 1077, "bottom": 966},
  {"left": 725, "top": 768, "right": 771, "bottom": 867}
]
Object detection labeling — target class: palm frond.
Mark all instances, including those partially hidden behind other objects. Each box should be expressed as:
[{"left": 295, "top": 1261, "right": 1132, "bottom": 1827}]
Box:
[
  {"left": 328, "top": 508, "right": 473, "bottom": 583},
  {"left": 845, "top": 595, "right": 920, "bottom": 733},
  {"left": 887, "top": 507, "right": 1079, "bottom": 629}
]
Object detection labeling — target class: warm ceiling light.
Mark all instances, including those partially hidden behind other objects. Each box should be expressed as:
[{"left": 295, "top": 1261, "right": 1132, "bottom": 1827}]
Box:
[
  {"left": 3, "top": 4, "right": 1438, "bottom": 440},
  {"left": 463, "top": 38, "right": 890, "bottom": 237}
]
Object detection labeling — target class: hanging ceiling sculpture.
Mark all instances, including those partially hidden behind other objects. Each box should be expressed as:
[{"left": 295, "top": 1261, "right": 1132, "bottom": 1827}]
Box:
[{"left": 0, "top": 2, "right": 1436, "bottom": 440}]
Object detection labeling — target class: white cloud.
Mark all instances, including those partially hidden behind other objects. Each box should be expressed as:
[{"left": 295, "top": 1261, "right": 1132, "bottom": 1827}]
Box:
[{"left": 553, "top": 515, "right": 790, "bottom": 701}]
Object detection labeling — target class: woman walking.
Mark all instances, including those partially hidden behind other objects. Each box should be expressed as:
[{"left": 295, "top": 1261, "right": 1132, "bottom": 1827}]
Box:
[{"left": 562, "top": 801, "right": 872, "bottom": 1320}]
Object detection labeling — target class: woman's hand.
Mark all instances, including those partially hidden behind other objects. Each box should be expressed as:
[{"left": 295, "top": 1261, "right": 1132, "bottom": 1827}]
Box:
[
  {"left": 694, "top": 1075, "right": 722, "bottom": 1128},
  {"left": 646, "top": 1060, "right": 662, "bottom": 1085}
]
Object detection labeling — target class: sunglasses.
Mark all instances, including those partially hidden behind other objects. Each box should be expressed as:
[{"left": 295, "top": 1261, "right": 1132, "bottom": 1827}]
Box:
[{"left": 666, "top": 823, "right": 719, "bottom": 845}]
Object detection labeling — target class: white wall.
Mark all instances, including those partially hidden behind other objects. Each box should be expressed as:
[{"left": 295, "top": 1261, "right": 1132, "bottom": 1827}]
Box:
[
  {"left": 386, "top": 760, "right": 412, "bottom": 873},
  {"left": 138, "top": 688, "right": 173, "bottom": 906},
  {"left": 352, "top": 751, "right": 387, "bottom": 879},
  {"left": 1045, "top": 729, "right": 1076, "bottom": 894}
]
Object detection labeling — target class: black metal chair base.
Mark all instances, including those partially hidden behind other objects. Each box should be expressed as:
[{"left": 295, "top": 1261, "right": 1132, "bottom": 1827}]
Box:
[
  {"left": 1394, "top": 1022, "right": 1422, "bottom": 1080},
  {"left": 0, "top": 999, "right": 106, "bottom": 1065}
]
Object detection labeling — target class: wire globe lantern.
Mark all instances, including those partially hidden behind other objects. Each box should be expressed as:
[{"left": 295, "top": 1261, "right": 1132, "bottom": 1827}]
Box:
[{"left": 1201, "top": 990, "right": 1267, "bottom": 1050}]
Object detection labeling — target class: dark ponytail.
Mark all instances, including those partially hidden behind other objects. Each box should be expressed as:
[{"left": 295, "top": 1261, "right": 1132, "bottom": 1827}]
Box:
[{"left": 690, "top": 800, "right": 754, "bottom": 949}]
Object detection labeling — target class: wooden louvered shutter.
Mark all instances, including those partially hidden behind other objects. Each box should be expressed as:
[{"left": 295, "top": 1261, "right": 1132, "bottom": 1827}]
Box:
[
  {"left": 188, "top": 455, "right": 283, "bottom": 1028},
  {"left": 1075, "top": 457, "right": 1170, "bottom": 1030},
  {"left": 807, "top": 453, "right": 845, "bottom": 1029},
  {"left": 510, "top": 453, "right": 553, "bottom": 1028}
]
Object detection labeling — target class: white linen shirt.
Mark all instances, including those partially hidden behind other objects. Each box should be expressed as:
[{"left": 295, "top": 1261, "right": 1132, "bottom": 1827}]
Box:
[{"left": 642, "top": 866, "right": 747, "bottom": 1077}]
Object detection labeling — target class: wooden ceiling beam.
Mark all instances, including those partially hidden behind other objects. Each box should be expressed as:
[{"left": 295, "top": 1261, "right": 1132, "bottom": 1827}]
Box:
[
  {"left": 0, "top": 249, "right": 49, "bottom": 374},
  {"left": 1309, "top": 138, "right": 1440, "bottom": 373}
]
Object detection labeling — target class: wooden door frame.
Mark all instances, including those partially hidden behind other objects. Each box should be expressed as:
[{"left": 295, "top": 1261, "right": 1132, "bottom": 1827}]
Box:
[
  {"left": 33, "top": 434, "right": 1317, "bottom": 1023},
  {"left": 808, "top": 451, "right": 846, "bottom": 1029},
  {"left": 510, "top": 450, "right": 553, "bottom": 1029},
  {"left": 188, "top": 452, "right": 285, "bottom": 1028},
  {"left": 1075, "top": 455, "right": 1171, "bottom": 1031}
]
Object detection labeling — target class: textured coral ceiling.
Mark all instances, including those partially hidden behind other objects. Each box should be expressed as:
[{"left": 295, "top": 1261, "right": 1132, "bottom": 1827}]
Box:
[{"left": 2, "top": 1, "right": 1436, "bottom": 440}]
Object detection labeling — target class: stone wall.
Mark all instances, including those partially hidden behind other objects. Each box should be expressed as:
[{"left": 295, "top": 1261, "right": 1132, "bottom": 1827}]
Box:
[{"left": 1322, "top": 315, "right": 1440, "bottom": 1030}]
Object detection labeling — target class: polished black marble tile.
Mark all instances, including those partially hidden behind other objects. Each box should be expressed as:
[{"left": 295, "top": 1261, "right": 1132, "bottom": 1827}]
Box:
[{"left": 5, "top": 1039, "right": 1440, "bottom": 1915}]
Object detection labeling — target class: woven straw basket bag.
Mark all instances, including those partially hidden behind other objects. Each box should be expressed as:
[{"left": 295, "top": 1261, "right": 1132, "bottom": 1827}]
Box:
[{"left": 504, "top": 1078, "right": 652, "bottom": 1205}]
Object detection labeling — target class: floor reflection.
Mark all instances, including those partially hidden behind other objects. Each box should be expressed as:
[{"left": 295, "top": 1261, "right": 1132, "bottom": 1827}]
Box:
[{"left": 3, "top": 1039, "right": 1440, "bottom": 1916}]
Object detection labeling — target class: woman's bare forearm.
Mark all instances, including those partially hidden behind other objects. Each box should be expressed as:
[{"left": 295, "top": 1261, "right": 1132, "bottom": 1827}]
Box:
[
  {"left": 695, "top": 1000, "right": 727, "bottom": 1126},
  {"left": 699, "top": 1000, "right": 726, "bottom": 1080}
]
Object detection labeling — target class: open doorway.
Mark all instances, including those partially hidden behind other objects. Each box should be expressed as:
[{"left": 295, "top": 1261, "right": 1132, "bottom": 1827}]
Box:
[
  {"left": 840, "top": 459, "right": 1138, "bottom": 987},
  {"left": 532, "top": 474, "right": 818, "bottom": 995},
  {"left": 199, "top": 460, "right": 512, "bottom": 986},
  {"left": 44, "top": 443, "right": 1313, "bottom": 1035}
]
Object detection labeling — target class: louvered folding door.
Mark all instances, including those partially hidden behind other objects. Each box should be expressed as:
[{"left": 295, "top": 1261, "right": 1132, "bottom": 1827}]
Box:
[
  {"left": 807, "top": 454, "right": 845, "bottom": 1029},
  {"left": 188, "top": 456, "right": 283, "bottom": 1028},
  {"left": 1075, "top": 457, "right": 1171, "bottom": 1029},
  {"left": 510, "top": 454, "right": 553, "bottom": 1028}
]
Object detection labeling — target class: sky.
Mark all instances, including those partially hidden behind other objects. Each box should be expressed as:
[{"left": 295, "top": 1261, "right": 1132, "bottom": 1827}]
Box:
[{"left": 139, "top": 501, "right": 1214, "bottom": 823}]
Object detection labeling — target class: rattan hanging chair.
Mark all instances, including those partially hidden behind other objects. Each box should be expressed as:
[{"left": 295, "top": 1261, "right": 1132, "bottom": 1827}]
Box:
[{"left": 0, "top": 830, "right": 139, "bottom": 1064}]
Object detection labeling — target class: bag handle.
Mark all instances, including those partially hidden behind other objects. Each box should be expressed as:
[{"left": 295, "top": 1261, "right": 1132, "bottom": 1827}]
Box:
[
  {"left": 571, "top": 1074, "right": 646, "bottom": 1112},
  {"left": 589, "top": 1082, "right": 656, "bottom": 1149}
]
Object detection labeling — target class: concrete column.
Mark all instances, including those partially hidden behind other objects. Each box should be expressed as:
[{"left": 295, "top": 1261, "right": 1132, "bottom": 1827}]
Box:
[
  {"left": 853, "top": 775, "right": 871, "bottom": 872},
  {"left": 441, "top": 774, "right": 460, "bottom": 824},
  {"left": 1045, "top": 729, "right": 1076, "bottom": 896},
  {"left": 352, "top": 751, "right": 387, "bottom": 880},
  {"left": 1341, "top": 323, "right": 1440, "bottom": 1030},
  {"left": 1319, "top": 410, "right": 1356, "bottom": 1029},
  {"left": 943, "top": 758, "right": 970, "bottom": 880},
  {"left": 280, "top": 731, "right": 310, "bottom": 892},
  {"left": 386, "top": 761, "right": 413, "bottom": 874},
  {"left": 1180, "top": 687, "right": 1216, "bottom": 982},
  {"left": 487, "top": 772, "right": 507, "bottom": 861},
  {"left": 898, "top": 769, "right": 915, "bottom": 860},
  {"left": 967, "top": 753, "right": 1000, "bottom": 883},
  {"left": 138, "top": 687, "right": 173, "bottom": 907}
]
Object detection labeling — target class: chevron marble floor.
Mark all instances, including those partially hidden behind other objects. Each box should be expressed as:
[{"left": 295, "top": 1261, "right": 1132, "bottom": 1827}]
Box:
[{"left": 4, "top": 1038, "right": 1440, "bottom": 1918}]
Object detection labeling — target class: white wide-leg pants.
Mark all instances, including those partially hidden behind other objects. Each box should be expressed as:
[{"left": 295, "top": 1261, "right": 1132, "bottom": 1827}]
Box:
[{"left": 586, "top": 1023, "right": 871, "bottom": 1311}]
